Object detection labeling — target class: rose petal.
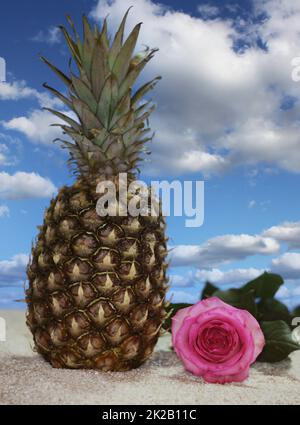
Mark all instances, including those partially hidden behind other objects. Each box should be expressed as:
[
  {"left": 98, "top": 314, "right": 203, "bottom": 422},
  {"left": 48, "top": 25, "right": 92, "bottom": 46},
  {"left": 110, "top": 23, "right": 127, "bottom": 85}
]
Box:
[
  {"left": 176, "top": 347, "right": 204, "bottom": 376},
  {"left": 174, "top": 316, "right": 202, "bottom": 364},
  {"left": 171, "top": 297, "right": 265, "bottom": 384},
  {"left": 184, "top": 308, "right": 255, "bottom": 374},
  {"left": 187, "top": 297, "right": 232, "bottom": 319},
  {"left": 235, "top": 309, "right": 265, "bottom": 362}
]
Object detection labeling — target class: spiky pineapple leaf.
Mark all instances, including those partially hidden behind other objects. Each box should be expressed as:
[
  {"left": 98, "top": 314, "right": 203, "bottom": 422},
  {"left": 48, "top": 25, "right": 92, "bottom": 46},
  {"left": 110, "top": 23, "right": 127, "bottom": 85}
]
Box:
[
  {"left": 82, "top": 15, "right": 95, "bottom": 76},
  {"left": 59, "top": 25, "right": 82, "bottom": 66},
  {"left": 40, "top": 56, "right": 72, "bottom": 87},
  {"left": 132, "top": 77, "right": 161, "bottom": 105},
  {"left": 42, "top": 83, "right": 72, "bottom": 109},
  {"left": 72, "top": 96, "right": 103, "bottom": 129},
  {"left": 122, "top": 127, "right": 141, "bottom": 147},
  {"left": 41, "top": 12, "right": 160, "bottom": 175},
  {"left": 109, "top": 7, "right": 132, "bottom": 69},
  {"left": 44, "top": 108, "right": 81, "bottom": 133},
  {"left": 66, "top": 15, "right": 81, "bottom": 47},
  {"left": 113, "top": 23, "right": 142, "bottom": 83},
  {"left": 99, "top": 18, "right": 110, "bottom": 52},
  {"left": 134, "top": 100, "right": 152, "bottom": 118},
  {"left": 55, "top": 138, "right": 77, "bottom": 153},
  {"left": 71, "top": 74, "right": 98, "bottom": 113},
  {"left": 77, "top": 135, "right": 107, "bottom": 161},
  {"left": 113, "top": 109, "right": 135, "bottom": 133},
  {"left": 105, "top": 138, "right": 124, "bottom": 159},
  {"left": 97, "top": 74, "right": 118, "bottom": 129},
  {"left": 92, "top": 129, "right": 110, "bottom": 148},
  {"left": 134, "top": 105, "right": 155, "bottom": 128},
  {"left": 110, "top": 90, "right": 131, "bottom": 127},
  {"left": 91, "top": 37, "right": 109, "bottom": 101},
  {"left": 119, "top": 49, "right": 158, "bottom": 99}
]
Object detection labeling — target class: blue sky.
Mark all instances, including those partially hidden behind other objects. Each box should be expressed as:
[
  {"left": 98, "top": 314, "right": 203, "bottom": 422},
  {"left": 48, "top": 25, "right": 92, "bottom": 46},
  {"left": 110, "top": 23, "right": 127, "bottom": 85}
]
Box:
[{"left": 0, "top": 0, "right": 300, "bottom": 310}]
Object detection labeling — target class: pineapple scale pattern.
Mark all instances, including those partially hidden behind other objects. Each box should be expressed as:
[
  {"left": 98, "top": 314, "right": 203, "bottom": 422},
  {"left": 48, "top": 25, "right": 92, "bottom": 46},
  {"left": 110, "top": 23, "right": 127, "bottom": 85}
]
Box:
[{"left": 26, "top": 180, "right": 168, "bottom": 371}]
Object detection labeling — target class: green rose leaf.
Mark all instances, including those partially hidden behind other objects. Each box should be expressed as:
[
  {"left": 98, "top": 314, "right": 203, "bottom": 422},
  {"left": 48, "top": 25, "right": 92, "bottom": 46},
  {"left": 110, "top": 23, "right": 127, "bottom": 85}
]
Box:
[
  {"left": 213, "top": 288, "right": 257, "bottom": 318},
  {"left": 257, "top": 298, "right": 291, "bottom": 324},
  {"left": 164, "top": 303, "right": 192, "bottom": 331},
  {"left": 257, "top": 320, "right": 300, "bottom": 362},
  {"left": 201, "top": 281, "right": 219, "bottom": 300},
  {"left": 292, "top": 306, "right": 300, "bottom": 321},
  {"left": 241, "top": 272, "right": 283, "bottom": 299}
]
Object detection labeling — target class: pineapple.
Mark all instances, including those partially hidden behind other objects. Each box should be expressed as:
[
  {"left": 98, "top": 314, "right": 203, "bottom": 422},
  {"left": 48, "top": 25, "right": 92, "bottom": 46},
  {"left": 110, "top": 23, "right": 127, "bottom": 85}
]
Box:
[{"left": 26, "top": 11, "right": 168, "bottom": 371}]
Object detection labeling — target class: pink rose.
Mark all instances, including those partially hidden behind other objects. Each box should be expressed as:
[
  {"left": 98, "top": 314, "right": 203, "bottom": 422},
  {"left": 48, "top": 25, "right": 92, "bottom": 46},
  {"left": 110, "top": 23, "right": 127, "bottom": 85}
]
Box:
[{"left": 172, "top": 297, "right": 265, "bottom": 384}]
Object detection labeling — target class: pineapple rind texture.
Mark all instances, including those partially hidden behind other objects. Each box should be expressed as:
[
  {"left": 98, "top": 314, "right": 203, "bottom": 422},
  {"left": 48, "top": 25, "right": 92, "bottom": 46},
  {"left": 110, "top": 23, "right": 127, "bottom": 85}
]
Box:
[{"left": 26, "top": 178, "right": 168, "bottom": 371}]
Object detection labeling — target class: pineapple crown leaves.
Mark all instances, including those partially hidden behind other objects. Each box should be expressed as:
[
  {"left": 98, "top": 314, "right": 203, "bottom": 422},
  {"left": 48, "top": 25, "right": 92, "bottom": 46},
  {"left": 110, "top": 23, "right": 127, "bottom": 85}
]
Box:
[{"left": 41, "top": 10, "right": 161, "bottom": 175}]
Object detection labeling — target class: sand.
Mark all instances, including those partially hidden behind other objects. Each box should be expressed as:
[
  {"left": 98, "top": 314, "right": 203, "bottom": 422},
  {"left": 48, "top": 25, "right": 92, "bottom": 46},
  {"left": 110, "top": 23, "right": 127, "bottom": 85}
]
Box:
[{"left": 0, "top": 309, "right": 300, "bottom": 405}]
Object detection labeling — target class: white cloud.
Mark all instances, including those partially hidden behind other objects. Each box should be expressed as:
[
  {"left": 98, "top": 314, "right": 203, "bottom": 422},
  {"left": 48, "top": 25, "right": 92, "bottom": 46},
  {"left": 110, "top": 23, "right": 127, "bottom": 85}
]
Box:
[
  {"left": 172, "top": 149, "right": 229, "bottom": 176},
  {"left": 91, "top": 0, "right": 300, "bottom": 176},
  {"left": 197, "top": 4, "right": 219, "bottom": 20},
  {"left": 0, "top": 254, "right": 29, "bottom": 286},
  {"left": 0, "top": 205, "right": 9, "bottom": 218},
  {"left": 223, "top": 119, "right": 300, "bottom": 174},
  {"left": 168, "top": 289, "right": 198, "bottom": 304},
  {"left": 169, "top": 273, "right": 194, "bottom": 287},
  {"left": 292, "top": 286, "right": 300, "bottom": 296},
  {"left": 271, "top": 252, "right": 300, "bottom": 279},
  {"left": 2, "top": 109, "right": 64, "bottom": 145},
  {"left": 0, "top": 80, "right": 58, "bottom": 108},
  {"left": 0, "top": 79, "right": 64, "bottom": 145},
  {"left": 248, "top": 199, "right": 271, "bottom": 211},
  {"left": 195, "top": 267, "right": 264, "bottom": 285},
  {"left": 0, "top": 143, "right": 9, "bottom": 166},
  {"left": 0, "top": 80, "right": 38, "bottom": 102},
  {"left": 169, "top": 266, "right": 264, "bottom": 290},
  {"left": 0, "top": 134, "right": 21, "bottom": 167},
  {"left": 0, "top": 171, "right": 57, "bottom": 200},
  {"left": 168, "top": 268, "right": 300, "bottom": 304},
  {"left": 31, "top": 26, "right": 61, "bottom": 45},
  {"left": 263, "top": 221, "right": 300, "bottom": 249},
  {"left": 276, "top": 283, "right": 300, "bottom": 299},
  {"left": 171, "top": 234, "right": 279, "bottom": 268},
  {"left": 276, "top": 285, "right": 290, "bottom": 298}
]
